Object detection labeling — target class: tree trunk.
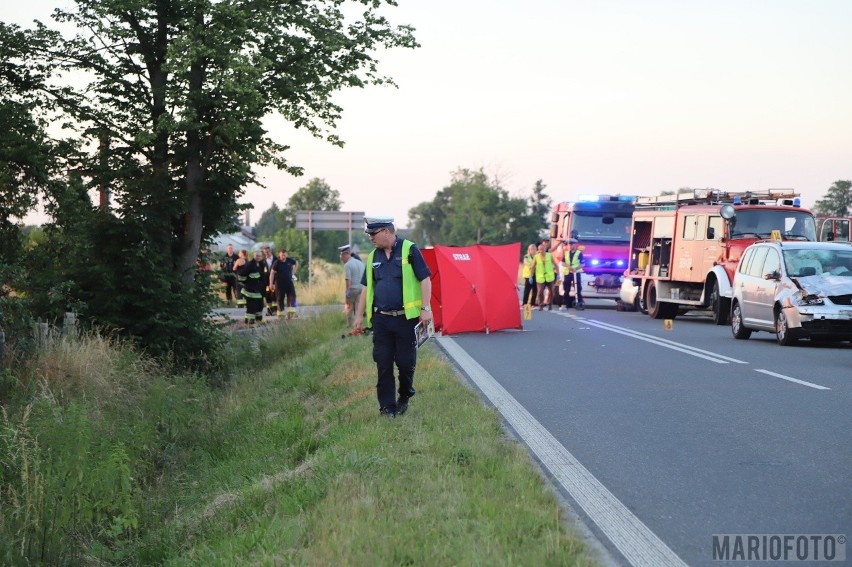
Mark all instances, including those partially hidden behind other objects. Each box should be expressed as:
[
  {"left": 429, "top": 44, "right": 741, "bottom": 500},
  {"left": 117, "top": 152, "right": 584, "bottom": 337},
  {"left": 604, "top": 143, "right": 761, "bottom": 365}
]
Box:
[{"left": 175, "top": 28, "right": 207, "bottom": 284}]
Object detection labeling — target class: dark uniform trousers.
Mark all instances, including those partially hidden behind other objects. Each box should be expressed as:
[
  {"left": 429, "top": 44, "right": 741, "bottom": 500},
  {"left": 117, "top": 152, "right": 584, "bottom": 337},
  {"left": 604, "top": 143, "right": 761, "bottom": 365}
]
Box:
[{"left": 372, "top": 312, "right": 418, "bottom": 410}]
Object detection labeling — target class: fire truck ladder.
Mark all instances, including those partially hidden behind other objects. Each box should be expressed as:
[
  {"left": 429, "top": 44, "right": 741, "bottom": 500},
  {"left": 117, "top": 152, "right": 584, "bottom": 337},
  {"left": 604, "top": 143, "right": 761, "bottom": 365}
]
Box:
[{"left": 635, "top": 188, "right": 800, "bottom": 210}]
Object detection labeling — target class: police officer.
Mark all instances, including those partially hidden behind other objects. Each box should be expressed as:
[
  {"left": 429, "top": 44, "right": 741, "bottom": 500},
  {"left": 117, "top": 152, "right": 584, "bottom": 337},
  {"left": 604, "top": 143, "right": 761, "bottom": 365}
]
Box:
[{"left": 354, "top": 216, "right": 432, "bottom": 418}]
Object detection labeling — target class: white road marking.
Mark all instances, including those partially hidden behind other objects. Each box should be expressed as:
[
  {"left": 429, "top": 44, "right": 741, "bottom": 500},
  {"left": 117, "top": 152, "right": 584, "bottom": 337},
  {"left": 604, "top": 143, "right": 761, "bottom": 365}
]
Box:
[
  {"left": 754, "top": 369, "right": 831, "bottom": 390},
  {"left": 560, "top": 313, "right": 748, "bottom": 365},
  {"left": 437, "top": 336, "right": 689, "bottom": 567}
]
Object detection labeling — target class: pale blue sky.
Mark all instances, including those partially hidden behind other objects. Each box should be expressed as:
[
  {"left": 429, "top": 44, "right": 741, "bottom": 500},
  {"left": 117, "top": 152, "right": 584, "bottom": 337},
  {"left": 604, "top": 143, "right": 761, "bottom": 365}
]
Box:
[{"left": 10, "top": 1, "right": 852, "bottom": 227}]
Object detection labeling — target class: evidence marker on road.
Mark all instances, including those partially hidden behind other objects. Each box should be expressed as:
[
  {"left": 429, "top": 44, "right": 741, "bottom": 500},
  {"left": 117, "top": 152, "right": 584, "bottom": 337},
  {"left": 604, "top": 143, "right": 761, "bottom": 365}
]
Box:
[{"left": 663, "top": 319, "right": 673, "bottom": 331}]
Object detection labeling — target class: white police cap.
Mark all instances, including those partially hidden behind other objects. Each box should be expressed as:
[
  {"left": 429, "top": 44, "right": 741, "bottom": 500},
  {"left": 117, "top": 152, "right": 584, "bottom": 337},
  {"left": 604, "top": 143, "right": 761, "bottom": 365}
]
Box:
[
  {"left": 364, "top": 216, "right": 394, "bottom": 234},
  {"left": 338, "top": 244, "right": 351, "bottom": 252}
]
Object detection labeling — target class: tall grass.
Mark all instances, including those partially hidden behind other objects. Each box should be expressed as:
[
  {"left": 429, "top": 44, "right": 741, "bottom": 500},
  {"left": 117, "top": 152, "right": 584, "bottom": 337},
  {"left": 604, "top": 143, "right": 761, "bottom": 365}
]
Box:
[
  {"left": 294, "top": 259, "right": 345, "bottom": 306},
  {"left": 1, "top": 312, "right": 597, "bottom": 566},
  {"left": 0, "top": 329, "right": 232, "bottom": 565}
]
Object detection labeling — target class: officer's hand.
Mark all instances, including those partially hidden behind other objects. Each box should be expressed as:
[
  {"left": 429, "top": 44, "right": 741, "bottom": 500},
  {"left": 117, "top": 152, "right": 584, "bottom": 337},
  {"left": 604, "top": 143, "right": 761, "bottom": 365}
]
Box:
[{"left": 419, "top": 309, "right": 433, "bottom": 324}]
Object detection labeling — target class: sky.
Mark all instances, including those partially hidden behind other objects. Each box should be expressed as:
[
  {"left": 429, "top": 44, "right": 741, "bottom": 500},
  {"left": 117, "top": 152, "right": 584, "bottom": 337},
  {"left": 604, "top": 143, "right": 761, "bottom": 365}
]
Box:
[{"left": 9, "top": 0, "right": 852, "bottom": 228}]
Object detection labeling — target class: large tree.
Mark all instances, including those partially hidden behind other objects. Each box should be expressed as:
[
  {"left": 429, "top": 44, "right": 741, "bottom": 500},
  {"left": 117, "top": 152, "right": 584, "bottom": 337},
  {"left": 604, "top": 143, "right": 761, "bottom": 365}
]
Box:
[
  {"left": 408, "top": 168, "right": 548, "bottom": 247},
  {"left": 1, "top": 1, "right": 417, "bottom": 357},
  {"left": 812, "top": 180, "right": 852, "bottom": 216},
  {"left": 282, "top": 177, "right": 345, "bottom": 262}
]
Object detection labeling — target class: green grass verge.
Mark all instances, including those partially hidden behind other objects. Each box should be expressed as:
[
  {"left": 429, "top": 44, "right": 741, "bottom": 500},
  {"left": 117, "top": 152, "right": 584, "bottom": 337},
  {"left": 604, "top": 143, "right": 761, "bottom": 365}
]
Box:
[
  {"left": 1, "top": 312, "right": 598, "bottom": 566},
  {"left": 139, "top": 313, "right": 597, "bottom": 566}
]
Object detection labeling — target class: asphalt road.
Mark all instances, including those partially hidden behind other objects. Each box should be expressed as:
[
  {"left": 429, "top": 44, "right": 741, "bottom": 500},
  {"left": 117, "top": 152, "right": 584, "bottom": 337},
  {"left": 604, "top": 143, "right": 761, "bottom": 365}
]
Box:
[{"left": 437, "top": 301, "right": 851, "bottom": 567}]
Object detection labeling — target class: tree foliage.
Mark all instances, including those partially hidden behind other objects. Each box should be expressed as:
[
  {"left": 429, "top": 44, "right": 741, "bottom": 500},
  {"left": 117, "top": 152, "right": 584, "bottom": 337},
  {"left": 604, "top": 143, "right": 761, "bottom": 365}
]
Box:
[
  {"left": 0, "top": 1, "right": 417, "bottom": 359},
  {"left": 408, "top": 168, "right": 550, "bottom": 247},
  {"left": 812, "top": 180, "right": 852, "bottom": 216},
  {"left": 274, "top": 177, "right": 347, "bottom": 262},
  {"left": 254, "top": 203, "right": 282, "bottom": 240}
]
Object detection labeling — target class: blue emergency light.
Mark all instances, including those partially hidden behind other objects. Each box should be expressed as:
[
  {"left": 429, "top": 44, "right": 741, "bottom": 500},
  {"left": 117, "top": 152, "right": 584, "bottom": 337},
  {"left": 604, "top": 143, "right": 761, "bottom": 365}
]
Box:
[
  {"left": 732, "top": 195, "right": 742, "bottom": 205},
  {"left": 793, "top": 197, "right": 801, "bottom": 207}
]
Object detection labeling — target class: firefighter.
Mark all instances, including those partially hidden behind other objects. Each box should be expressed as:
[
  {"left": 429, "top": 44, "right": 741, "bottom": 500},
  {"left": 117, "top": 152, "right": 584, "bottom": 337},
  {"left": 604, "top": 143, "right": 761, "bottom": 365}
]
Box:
[
  {"left": 261, "top": 246, "right": 276, "bottom": 316},
  {"left": 563, "top": 238, "right": 585, "bottom": 310},
  {"left": 233, "top": 249, "right": 248, "bottom": 308},
  {"left": 238, "top": 250, "right": 265, "bottom": 325}
]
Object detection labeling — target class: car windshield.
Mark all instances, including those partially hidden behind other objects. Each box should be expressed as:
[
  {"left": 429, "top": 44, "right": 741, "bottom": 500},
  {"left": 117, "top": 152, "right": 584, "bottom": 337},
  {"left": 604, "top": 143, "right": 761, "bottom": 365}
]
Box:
[
  {"left": 730, "top": 210, "right": 816, "bottom": 241},
  {"left": 782, "top": 248, "right": 852, "bottom": 277}
]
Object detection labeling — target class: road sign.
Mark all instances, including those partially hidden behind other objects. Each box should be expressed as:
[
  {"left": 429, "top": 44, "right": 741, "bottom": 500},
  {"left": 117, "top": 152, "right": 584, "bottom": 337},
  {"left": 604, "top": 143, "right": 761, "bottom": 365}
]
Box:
[
  {"left": 295, "top": 211, "right": 365, "bottom": 230},
  {"left": 295, "top": 211, "right": 365, "bottom": 286}
]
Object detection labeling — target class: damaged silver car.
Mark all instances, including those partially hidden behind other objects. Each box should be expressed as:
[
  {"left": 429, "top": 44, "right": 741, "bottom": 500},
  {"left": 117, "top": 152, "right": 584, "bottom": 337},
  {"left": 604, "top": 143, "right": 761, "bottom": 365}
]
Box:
[{"left": 730, "top": 241, "right": 852, "bottom": 345}]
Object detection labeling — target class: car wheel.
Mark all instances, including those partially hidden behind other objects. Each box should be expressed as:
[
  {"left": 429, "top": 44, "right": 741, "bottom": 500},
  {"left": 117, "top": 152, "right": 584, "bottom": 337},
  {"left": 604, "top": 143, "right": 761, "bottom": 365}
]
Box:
[
  {"left": 711, "top": 279, "right": 730, "bottom": 325},
  {"left": 731, "top": 301, "right": 751, "bottom": 340},
  {"left": 775, "top": 307, "right": 798, "bottom": 346}
]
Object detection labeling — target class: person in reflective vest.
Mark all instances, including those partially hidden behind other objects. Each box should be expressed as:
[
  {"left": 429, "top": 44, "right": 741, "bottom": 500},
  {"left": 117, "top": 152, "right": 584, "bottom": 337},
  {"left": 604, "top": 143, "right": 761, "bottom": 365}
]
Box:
[
  {"left": 522, "top": 243, "right": 538, "bottom": 307},
  {"left": 563, "top": 239, "right": 585, "bottom": 310},
  {"left": 532, "top": 240, "right": 557, "bottom": 311},
  {"left": 354, "top": 216, "right": 432, "bottom": 418}
]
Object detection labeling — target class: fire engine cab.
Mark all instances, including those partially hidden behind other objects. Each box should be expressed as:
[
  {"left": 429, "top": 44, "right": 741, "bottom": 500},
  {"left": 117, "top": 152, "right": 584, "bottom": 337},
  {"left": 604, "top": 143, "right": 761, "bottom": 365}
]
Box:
[
  {"left": 816, "top": 216, "right": 851, "bottom": 242},
  {"left": 549, "top": 195, "right": 635, "bottom": 301},
  {"left": 619, "top": 189, "right": 817, "bottom": 324}
]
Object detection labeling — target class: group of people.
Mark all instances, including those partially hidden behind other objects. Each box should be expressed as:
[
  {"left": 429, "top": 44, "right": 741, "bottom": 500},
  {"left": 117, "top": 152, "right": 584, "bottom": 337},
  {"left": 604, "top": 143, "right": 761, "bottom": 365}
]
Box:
[
  {"left": 522, "top": 238, "right": 586, "bottom": 311},
  {"left": 219, "top": 244, "right": 299, "bottom": 325}
]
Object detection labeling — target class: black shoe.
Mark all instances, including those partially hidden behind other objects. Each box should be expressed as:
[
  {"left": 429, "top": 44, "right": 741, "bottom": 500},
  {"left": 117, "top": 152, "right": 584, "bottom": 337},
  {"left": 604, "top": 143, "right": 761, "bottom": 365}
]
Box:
[
  {"left": 396, "top": 397, "right": 409, "bottom": 415},
  {"left": 380, "top": 407, "right": 397, "bottom": 418}
]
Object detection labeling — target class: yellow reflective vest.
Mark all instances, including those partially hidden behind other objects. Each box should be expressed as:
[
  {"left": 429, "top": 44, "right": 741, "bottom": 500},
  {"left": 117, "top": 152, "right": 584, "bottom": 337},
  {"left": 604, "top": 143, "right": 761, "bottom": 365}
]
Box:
[
  {"left": 564, "top": 250, "right": 584, "bottom": 273},
  {"left": 534, "top": 252, "right": 555, "bottom": 284},
  {"left": 365, "top": 239, "right": 423, "bottom": 327},
  {"left": 522, "top": 254, "right": 534, "bottom": 279}
]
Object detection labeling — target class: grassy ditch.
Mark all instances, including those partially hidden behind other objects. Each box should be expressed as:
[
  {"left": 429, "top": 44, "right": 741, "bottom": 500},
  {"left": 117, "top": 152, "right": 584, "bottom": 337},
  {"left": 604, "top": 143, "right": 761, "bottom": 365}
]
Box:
[{"left": 1, "top": 313, "right": 597, "bottom": 566}]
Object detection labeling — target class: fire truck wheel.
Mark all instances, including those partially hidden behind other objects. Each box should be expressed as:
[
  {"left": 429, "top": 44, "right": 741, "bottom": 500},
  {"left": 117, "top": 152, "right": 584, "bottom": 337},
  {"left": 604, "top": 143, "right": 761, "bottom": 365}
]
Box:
[
  {"left": 710, "top": 280, "right": 730, "bottom": 325},
  {"left": 730, "top": 301, "right": 752, "bottom": 340},
  {"left": 774, "top": 307, "right": 799, "bottom": 346},
  {"left": 646, "top": 281, "right": 678, "bottom": 320}
]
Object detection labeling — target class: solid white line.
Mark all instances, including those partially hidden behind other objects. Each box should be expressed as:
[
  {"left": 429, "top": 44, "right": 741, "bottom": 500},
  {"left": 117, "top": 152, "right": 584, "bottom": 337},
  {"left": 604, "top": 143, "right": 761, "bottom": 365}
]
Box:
[
  {"left": 437, "top": 336, "right": 689, "bottom": 567},
  {"left": 571, "top": 315, "right": 748, "bottom": 364},
  {"left": 557, "top": 313, "right": 739, "bottom": 364},
  {"left": 754, "top": 369, "right": 831, "bottom": 390}
]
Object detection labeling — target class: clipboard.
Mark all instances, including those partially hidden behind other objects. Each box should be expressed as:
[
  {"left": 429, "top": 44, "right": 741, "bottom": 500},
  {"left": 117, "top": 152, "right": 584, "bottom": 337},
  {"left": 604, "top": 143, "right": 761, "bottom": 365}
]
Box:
[{"left": 414, "top": 319, "right": 435, "bottom": 348}]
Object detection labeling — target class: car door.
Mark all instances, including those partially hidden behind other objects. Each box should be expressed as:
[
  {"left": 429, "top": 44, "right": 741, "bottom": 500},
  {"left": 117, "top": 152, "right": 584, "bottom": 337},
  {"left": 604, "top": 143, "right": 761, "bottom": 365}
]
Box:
[
  {"left": 750, "top": 247, "right": 781, "bottom": 328},
  {"left": 740, "top": 246, "right": 769, "bottom": 323}
]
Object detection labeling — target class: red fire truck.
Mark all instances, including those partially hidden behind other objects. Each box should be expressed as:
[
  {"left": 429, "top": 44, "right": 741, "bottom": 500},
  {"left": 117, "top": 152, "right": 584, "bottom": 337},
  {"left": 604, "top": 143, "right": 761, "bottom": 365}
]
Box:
[
  {"left": 619, "top": 189, "right": 817, "bottom": 323},
  {"left": 816, "top": 216, "right": 851, "bottom": 242},
  {"left": 549, "top": 195, "right": 636, "bottom": 301}
]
